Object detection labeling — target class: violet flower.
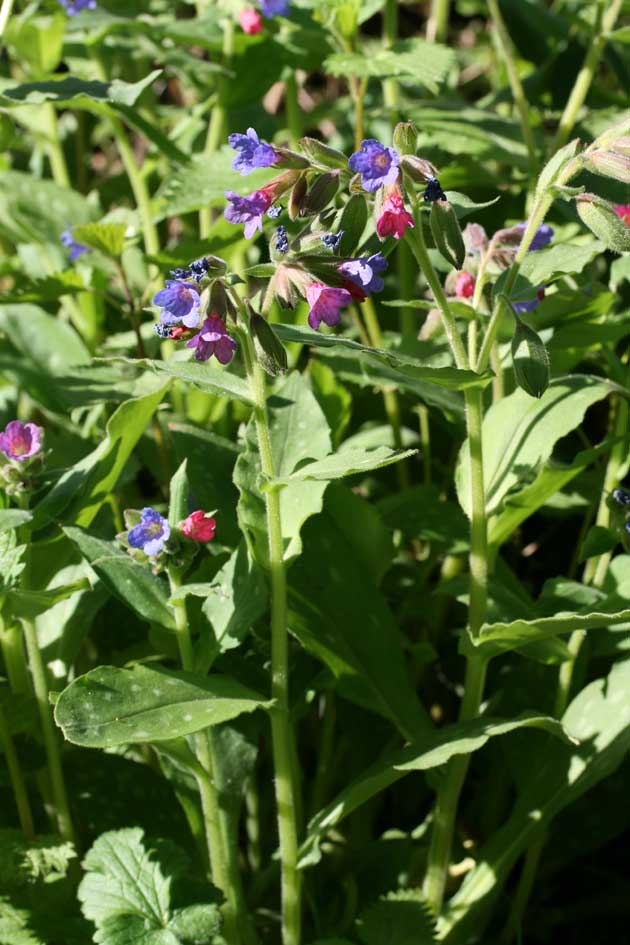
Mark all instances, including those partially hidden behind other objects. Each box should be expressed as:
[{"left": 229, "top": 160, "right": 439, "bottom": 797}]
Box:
[
  {"left": 348, "top": 139, "right": 400, "bottom": 192},
  {"left": 338, "top": 252, "right": 388, "bottom": 295},
  {"left": 228, "top": 128, "right": 276, "bottom": 176},
  {"left": 58, "top": 0, "right": 96, "bottom": 14},
  {"left": 187, "top": 315, "right": 237, "bottom": 364},
  {"left": 0, "top": 421, "right": 43, "bottom": 463},
  {"left": 513, "top": 288, "right": 545, "bottom": 314},
  {"left": 224, "top": 189, "right": 274, "bottom": 238},
  {"left": 60, "top": 228, "right": 89, "bottom": 262},
  {"left": 306, "top": 283, "right": 352, "bottom": 331},
  {"left": 127, "top": 508, "right": 170, "bottom": 557},
  {"left": 516, "top": 223, "right": 554, "bottom": 251},
  {"left": 154, "top": 280, "right": 201, "bottom": 328},
  {"left": 260, "top": 0, "right": 290, "bottom": 17}
]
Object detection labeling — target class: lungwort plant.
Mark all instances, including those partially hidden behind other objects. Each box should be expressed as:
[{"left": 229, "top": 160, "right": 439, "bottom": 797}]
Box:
[{"left": 1, "top": 2, "right": 630, "bottom": 945}]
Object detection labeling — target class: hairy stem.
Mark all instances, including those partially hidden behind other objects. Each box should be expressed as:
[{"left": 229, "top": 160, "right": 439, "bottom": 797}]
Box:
[
  {"left": 426, "top": 0, "right": 450, "bottom": 43},
  {"left": 0, "top": 700, "right": 35, "bottom": 839},
  {"left": 199, "top": 19, "right": 234, "bottom": 238},
  {"left": 240, "top": 333, "right": 301, "bottom": 945},
  {"left": 43, "top": 105, "right": 71, "bottom": 189}
]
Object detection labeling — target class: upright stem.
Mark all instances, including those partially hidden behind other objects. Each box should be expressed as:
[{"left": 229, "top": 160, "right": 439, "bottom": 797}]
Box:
[
  {"left": 199, "top": 20, "right": 234, "bottom": 239},
  {"left": 43, "top": 105, "right": 71, "bottom": 189},
  {"left": 0, "top": 701, "right": 35, "bottom": 839},
  {"left": 0, "top": 0, "right": 15, "bottom": 39},
  {"left": 551, "top": 0, "right": 622, "bottom": 151},
  {"left": 241, "top": 333, "right": 301, "bottom": 945},
  {"left": 486, "top": 0, "right": 537, "bottom": 184},
  {"left": 382, "top": 0, "right": 399, "bottom": 116},
  {"left": 426, "top": 0, "right": 450, "bottom": 43},
  {"left": 168, "top": 571, "right": 247, "bottom": 945}
]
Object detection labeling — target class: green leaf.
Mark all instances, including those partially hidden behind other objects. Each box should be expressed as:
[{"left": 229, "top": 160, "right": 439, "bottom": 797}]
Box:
[
  {"left": 33, "top": 380, "right": 169, "bottom": 530},
  {"left": 378, "top": 485, "right": 468, "bottom": 554},
  {"left": 111, "top": 357, "right": 253, "bottom": 405},
  {"left": 0, "top": 71, "right": 162, "bottom": 108},
  {"left": 0, "top": 171, "right": 94, "bottom": 245},
  {"left": 516, "top": 240, "right": 603, "bottom": 286},
  {"left": 71, "top": 223, "right": 127, "bottom": 259},
  {"left": 579, "top": 525, "right": 619, "bottom": 562},
  {"left": 234, "top": 371, "right": 332, "bottom": 566},
  {"left": 63, "top": 528, "right": 176, "bottom": 631},
  {"left": 0, "top": 511, "right": 32, "bottom": 535},
  {"left": 5, "top": 13, "right": 66, "bottom": 75},
  {"left": 0, "top": 898, "right": 42, "bottom": 945},
  {"left": 167, "top": 905, "right": 222, "bottom": 944},
  {"left": 276, "top": 446, "right": 417, "bottom": 484},
  {"left": 200, "top": 542, "right": 268, "bottom": 666},
  {"left": 357, "top": 890, "right": 437, "bottom": 945},
  {"left": 456, "top": 376, "right": 618, "bottom": 517},
  {"left": 299, "top": 712, "right": 572, "bottom": 868},
  {"left": 324, "top": 38, "right": 455, "bottom": 94},
  {"left": 55, "top": 664, "right": 271, "bottom": 748},
  {"left": 5, "top": 581, "right": 90, "bottom": 619}
]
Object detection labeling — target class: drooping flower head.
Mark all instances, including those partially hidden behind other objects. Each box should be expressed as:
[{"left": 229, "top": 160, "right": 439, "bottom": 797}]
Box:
[
  {"left": 516, "top": 222, "right": 554, "bottom": 251},
  {"left": 260, "top": 0, "right": 290, "bottom": 17},
  {"left": 348, "top": 139, "right": 400, "bottom": 193},
  {"left": 338, "top": 253, "right": 388, "bottom": 296},
  {"left": 60, "top": 228, "right": 89, "bottom": 262},
  {"left": 187, "top": 314, "right": 237, "bottom": 364},
  {"left": 240, "top": 8, "right": 263, "bottom": 33},
  {"left": 614, "top": 204, "right": 630, "bottom": 228},
  {"left": 181, "top": 511, "right": 217, "bottom": 543},
  {"left": 305, "top": 283, "right": 352, "bottom": 331},
  {"left": 376, "top": 191, "right": 414, "bottom": 240},
  {"left": 0, "top": 421, "right": 43, "bottom": 463},
  {"left": 455, "top": 272, "right": 475, "bottom": 299},
  {"left": 228, "top": 128, "right": 277, "bottom": 176},
  {"left": 224, "top": 189, "right": 274, "bottom": 238},
  {"left": 58, "top": 0, "right": 96, "bottom": 14},
  {"left": 154, "top": 280, "right": 201, "bottom": 328},
  {"left": 127, "top": 508, "right": 170, "bottom": 557}
]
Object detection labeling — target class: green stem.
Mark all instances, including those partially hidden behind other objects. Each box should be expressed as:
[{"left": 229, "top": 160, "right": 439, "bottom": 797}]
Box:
[
  {"left": 199, "top": 20, "right": 234, "bottom": 239},
  {"left": 1, "top": 618, "right": 30, "bottom": 694},
  {"left": 487, "top": 0, "right": 537, "bottom": 184},
  {"left": 0, "top": 701, "right": 35, "bottom": 839},
  {"left": 351, "top": 78, "right": 367, "bottom": 153},
  {"left": 382, "top": 0, "right": 399, "bottom": 115},
  {"left": 245, "top": 775, "right": 262, "bottom": 872},
  {"left": 43, "top": 105, "right": 71, "bottom": 189},
  {"left": 0, "top": 0, "right": 15, "bottom": 39},
  {"left": 240, "top": 333, "right": 301, "bottom": 945},
  {"left": 168, "top": 571, "right": 247, "bottom": 945},
  {"left": 551, "top": 0, "right": 623, "bottom": 152},
  {"left": 426, "top": 0, "right": 450, "bottom": 43},
  {"left": 22, "top": 617, "right": 75, "bottom": 844}
]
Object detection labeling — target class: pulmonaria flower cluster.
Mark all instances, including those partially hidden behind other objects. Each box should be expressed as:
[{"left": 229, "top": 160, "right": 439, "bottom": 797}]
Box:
[
  {"left": 376, "top": 191, "right": 414, "bottom": 240},
  {"left": 58, "top": 0, "right": 96, "bottom": 14},
  {"left": 154, "top": 281, "right": 201, "bottom": 328},
  {"left": 0, "top": 421, "right": 43, "bottom": 462},
  {"left": 306, "top": 283, "right": 352, "bottom": 331},
  {"left": 61, "top": 228, "right": 89, "bottom": 262},
  {"left": 187, "top": 315, "right": 237, "bottom": 364},
  {"left": 124, "top": 506, "right": 217, "bottom": 562},
  {"left": 229, "top": 128, "right": 277, "bottom": 176},
  {"left": 127, "top": 508, "right": 170, "bottom": 557},
  {"left": 349, "top": 140, "right": 400, "bottom": 192}
]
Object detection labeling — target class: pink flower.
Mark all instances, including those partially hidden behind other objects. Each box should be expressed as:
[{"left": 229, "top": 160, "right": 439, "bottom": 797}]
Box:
[
  {"left": 614, "top": 204, "right": 630, "bottom": 227},
  {"left": 224, "top": 189, "right": 274, "bottom": 239},
  {"left": 455, "top": 272, "right": 475, "bottom": 299},
  {"left": 376, "top": 191, "right": 414, "bottom": 240},
  {"left": 305, "top": 282, "right": 352, "bottom": 330},
  {"left": 240, "top": 8, "right": 263, "bottom": 34},
  {"left": 181, "top": 510, "right": 217, "bottom": 542},
  {"left": 0, "top": 420, "right": 43, "bottom": 462},
  {"left": 187, "top": 314, "right": 237, "bottom": 364}
]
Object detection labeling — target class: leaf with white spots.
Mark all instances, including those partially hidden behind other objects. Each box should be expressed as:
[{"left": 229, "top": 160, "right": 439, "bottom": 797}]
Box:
[
  {"left": 54, "top": 664, "right": 271, "bottom": 748},
  {"left": 277, "top": 446, "right": 418, "bottom": 484}
]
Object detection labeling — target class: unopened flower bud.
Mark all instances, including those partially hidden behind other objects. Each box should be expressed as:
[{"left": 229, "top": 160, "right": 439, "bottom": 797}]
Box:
[
  {"left": 430, "top": 199, "right": 466, "bottom": 270},
  {"left": 298, "top": 137, "right": 348, "bottom": 171},
  {"left": 273, "top": 147, "right": 311, "bottom": 170},
  {"left": 248, "top": 303, "right": 288, "bottom": 377},
  {"left": 400, "top": 154, "right": 438, "bottom": 183},
  {"left": 288, "top": 175, "right": 308, "bottom": 221},
  {"left": 181, "top": 510, "right": 216, "bottom": 542},
  {"left": 585, "top": 148, "right": 630, "bottom": 184},
  {"left": 576, "top": 193, "right": 630, "bottom": 254},
  {"left": 511, "top": 312, "right": 550, "bottom": 399},
  {"left": 299, "top": 172, "right": 340, "bottom": 216},
  {"left": 392, "top": 122, "right": 418, "bottom": 155}
]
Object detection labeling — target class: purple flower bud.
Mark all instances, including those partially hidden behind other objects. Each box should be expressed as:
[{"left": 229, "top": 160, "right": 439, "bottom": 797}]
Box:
[
  {"left": 58, "top": 0, "right": 96, "bottom": 14},
  {"left": 516, "top": 222, "right": 554, "bottom": 251},
  {"left": 153, "top": 280, "right": 201, "bottom": 328},
  {"left": 423, "top": 176, "right": 447, "bottom": 203},
  {"left": 348, "top": 139, "right": 400, "bottom": 193},
  {"left": 260, "top": 0, "right": 290, "bottom": 17},
  {"left": 127, "top": 508, "right": 170, "bottom": 557},
  {"left": 0, "top": 421, "right": 43, "bottom": 463},
  {"left": 228, "top": 128, "right": 277, "bottom": 176},
  {"left": 338, "top": 252, "right": 388, "bottom": 295},
  {"left": 321, "top": 231, "right": 344, "bottom": 251},
  {"left": 513, "top": 288, "right": 545, "bottom": 314},
  {"left": 305, "top": 282, "right": 352, "bottom": 330},
  {"left": 224, "top": 189, "right": 274, "bottom": 239},
  {"left": 187, "top": 315, "right": 237, "bottom": 364},
  {"left": 60, "top": 228, "right": 89, "bottom": 262}
]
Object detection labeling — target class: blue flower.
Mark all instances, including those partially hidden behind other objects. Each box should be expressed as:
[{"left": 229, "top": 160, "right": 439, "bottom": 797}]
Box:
[
  {"left": 128, "top": 508, "right": 170, "bottom": 557},
  {"left": 338, "top": 252, "right": 388, "bottom": 295},
  {"left": 513, "top": 288, "right": 545, "bottom": 314},
  {"left": 267, "top": 204, "right": 283, "bottom": 219},
  {"left": 348, "top": 139, "right": 400, "bottom": 192},
  {"left": 153, "top": 280, "right": 201, "bottom": 328},
  {"left": 260, "top": 0, "right": 290, "bottom": 17},
  {"left": 224, "top": 189, "right": 273, "bottom": 239},
  {"left": 60, "top": 228, "right": 89, "bottom": 262},
  {"left": 58, "top": 0, "right": 96, "bottom": 14},
  {"left": 516, "top": 222, "right": 554, "bottom": 251},
  {"left": 228, "top": 128, "right": 277, "bottom": 175},
  {"left": 321, "top": 231, "right": 344, "bottom": 251},
  {"left": 275, "top": 226, "right": 289, "bottom": 254}
]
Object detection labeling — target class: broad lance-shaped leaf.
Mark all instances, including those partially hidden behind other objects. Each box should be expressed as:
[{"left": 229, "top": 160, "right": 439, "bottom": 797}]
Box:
[
  {"left": 274, "top": 446, "right": 417, "bottom": 484},
  {"left": 32, "top": 379, "right": 169, "bottom": 530},
  {"left": 0, "top": 510, "right": 32, "bottom": 534},
  {"left": 108, "top": 355, "right": 253, "bottom": 405},
  {"left": 0, "top": 71, "right": 162, "bottom": 108},
  {"left": 63, "top": 527, "right": 176, "bottom": 631},
  {"left": 324, "top": 38, "right": 454, "bottom": 93},
  {"left": 5, "top": 581, "right": 90, "bottom": 619},
  {"left": 298, "top": 713, "right": 574, "bottom": 868},
  {"left": 469, "top": 604, "right": 630, "bottom": 657},
  {"left": 456, "top": 376, "right": 618, "bottom": 517},
  {"left": 71, "top": 223, "right": 126, "bottom": 259},
  {"left": 234, "top": 371, "right": 332, "bottom": 566},
  {"left": 55, "top": 664, "right": 271, "bottom": 748},
  {"left": 441, "top": 657, "right": 630, "bottom": 944}
]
